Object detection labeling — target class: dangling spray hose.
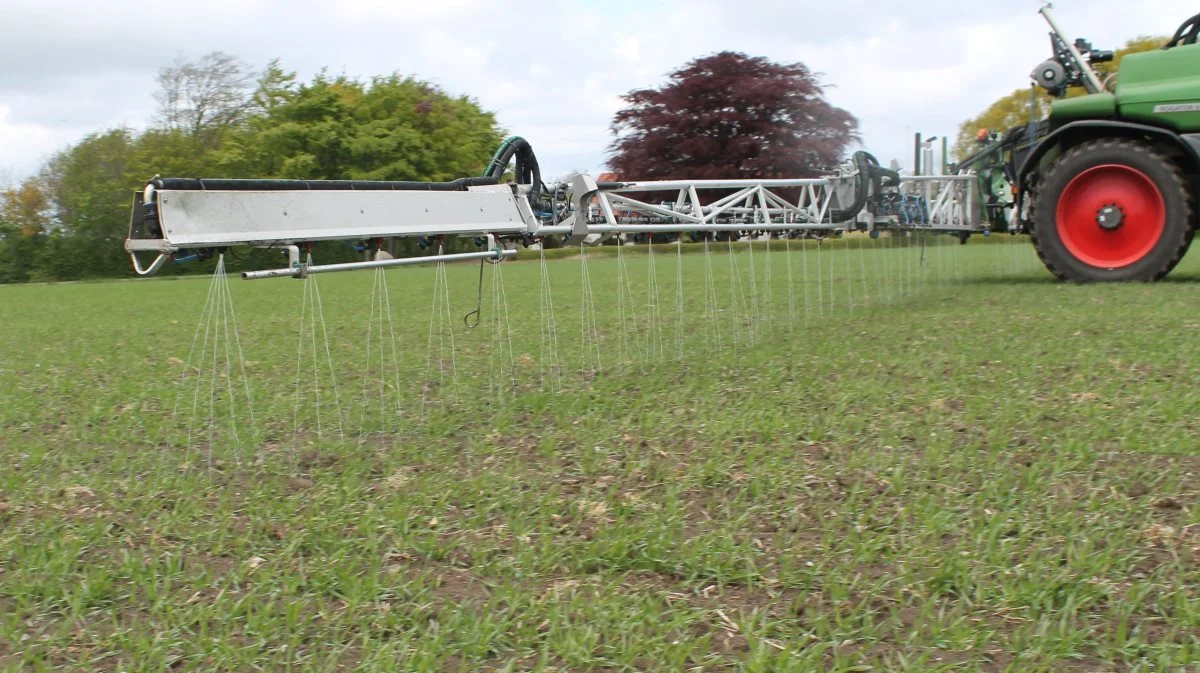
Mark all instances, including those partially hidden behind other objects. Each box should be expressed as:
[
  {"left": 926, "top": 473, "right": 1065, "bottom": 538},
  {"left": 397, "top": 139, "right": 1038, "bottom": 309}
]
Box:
[{"left": 461, "top": 137, "right": 544, "bottom": 328}]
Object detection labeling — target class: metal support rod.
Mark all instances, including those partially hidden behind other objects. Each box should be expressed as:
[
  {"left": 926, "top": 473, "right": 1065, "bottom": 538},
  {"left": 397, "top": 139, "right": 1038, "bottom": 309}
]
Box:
[
  {"left": 1039, "top": 4, "right": 1105, "bottom": 94},
  {"left": 922, "top": 138, "right": 937, "bottom": 179},
  {"left": 242, "top": 248, "right": 516, "bottom": 280},
  {"left": 914, "top": 132, "right": 922, "bottom": 176}
]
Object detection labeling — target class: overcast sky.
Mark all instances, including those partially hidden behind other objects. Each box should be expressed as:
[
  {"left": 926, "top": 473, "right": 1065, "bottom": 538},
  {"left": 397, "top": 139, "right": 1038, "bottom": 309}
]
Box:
[{"left": 1, "top": 0, "right": 1193, "bottom": 185}]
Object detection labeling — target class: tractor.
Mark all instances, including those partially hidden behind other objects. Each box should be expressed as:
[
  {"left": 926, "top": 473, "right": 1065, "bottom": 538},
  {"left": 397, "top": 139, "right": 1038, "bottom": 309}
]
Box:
[{"left": 1016, "top": 6, "right": 1200, "bottom": 282}]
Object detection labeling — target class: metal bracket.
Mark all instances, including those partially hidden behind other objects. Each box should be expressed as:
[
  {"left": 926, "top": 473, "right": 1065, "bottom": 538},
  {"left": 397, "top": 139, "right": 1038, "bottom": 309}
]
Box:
[
  {"left": 128, "top": 252, "right": 170, "bottom": 276},
  {"left": 563, "top": 174, "right": 599, "bottom": 246}
]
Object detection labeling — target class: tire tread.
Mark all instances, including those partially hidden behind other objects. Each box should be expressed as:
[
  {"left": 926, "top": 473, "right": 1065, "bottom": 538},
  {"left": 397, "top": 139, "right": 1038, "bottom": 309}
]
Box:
[{"left": 1030, "top": 138, "right": 1194, "bottom": 282}]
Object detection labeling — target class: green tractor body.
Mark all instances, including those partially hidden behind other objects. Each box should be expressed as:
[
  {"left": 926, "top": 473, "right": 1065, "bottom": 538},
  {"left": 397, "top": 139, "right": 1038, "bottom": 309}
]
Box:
[
  {"left": 1049, "top": 48, "right": 1200, "bottom": 128},
  {"left": 1016, "top": 10, "right": 1200, "bottom": 281},
  {"left": 1112, "top": 47, "right": 1200, "bottom": 131}
]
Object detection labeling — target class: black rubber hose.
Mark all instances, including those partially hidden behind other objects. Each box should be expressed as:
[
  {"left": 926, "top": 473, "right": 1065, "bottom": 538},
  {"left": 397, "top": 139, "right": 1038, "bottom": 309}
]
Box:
[
  {"left": 863, "top": 153, "right": 900, "bottom": 214},
  {"left": 484, "top": 136, "right": 542, "bottom": 205},
  {"left": 828, "top": 150, "right": 882, "bottom": 222}
]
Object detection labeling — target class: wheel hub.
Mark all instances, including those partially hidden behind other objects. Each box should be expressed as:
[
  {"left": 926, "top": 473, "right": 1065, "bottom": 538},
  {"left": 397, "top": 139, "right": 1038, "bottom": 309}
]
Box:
[
  {"left": 1096, "top": 204, "right": 1124, "bottom": 231},
  {"left": 1055, "top": 164, "right": 1166, "bottom": 269}
]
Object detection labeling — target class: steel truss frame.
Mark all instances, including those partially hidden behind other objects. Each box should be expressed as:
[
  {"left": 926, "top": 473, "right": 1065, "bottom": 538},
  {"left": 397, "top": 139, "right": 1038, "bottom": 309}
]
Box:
[
  {"left": 125, "top": 168, "right": 985, "bottom": 279},
  {"left": 560, "top": 174, "right": 979, "bottom": 235}
]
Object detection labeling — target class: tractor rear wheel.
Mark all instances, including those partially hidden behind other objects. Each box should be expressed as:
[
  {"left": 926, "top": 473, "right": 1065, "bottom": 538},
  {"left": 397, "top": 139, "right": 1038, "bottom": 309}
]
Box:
[{"left": 1032, "top": 139, "right": 1194, "bottom": 282}]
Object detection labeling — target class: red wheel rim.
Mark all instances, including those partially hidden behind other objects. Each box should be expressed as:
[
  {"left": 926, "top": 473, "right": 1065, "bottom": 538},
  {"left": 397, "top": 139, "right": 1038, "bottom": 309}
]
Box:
[{"left": 1055, "top": 164, "right": 1166, "bottom": 269}]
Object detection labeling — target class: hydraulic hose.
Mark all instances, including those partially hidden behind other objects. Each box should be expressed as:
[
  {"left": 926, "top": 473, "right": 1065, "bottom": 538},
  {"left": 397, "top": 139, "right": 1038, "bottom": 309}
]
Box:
[
  {"left": 829, "top": 150, "right": 893, "bottom": 222},
  {"left": 485, "top": 136, "right": 542, "bottom": 205}
]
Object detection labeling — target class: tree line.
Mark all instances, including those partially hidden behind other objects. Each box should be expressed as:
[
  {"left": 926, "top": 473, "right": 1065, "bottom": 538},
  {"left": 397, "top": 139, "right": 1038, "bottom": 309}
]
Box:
[
  {"left": 0, "top": 49, "right": 865, "bottom": 284},
  {"left": 0, "top": 54, "right": 505, "bottom": 283},
  {"left": 1, "top": 35, "right": 1163, "bottom": 284}
]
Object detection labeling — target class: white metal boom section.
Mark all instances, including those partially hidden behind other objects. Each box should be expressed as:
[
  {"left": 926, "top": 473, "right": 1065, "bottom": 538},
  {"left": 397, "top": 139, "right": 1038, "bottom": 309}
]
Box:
[{"left": 125, "top": 139, "right": 986, "bottom": 278}]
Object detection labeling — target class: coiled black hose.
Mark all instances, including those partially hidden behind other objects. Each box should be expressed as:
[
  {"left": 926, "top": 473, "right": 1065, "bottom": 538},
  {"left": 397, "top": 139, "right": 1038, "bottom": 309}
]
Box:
[
  {"left": 829, "top": 151, "right": 896, "bottom": 222},
  {"left": 485, "top": 136, "right": 542, "bottom": 205}
]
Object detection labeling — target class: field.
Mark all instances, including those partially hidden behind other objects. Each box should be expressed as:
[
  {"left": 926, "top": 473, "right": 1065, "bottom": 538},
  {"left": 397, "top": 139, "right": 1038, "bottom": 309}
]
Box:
[{"left": 0, "top": 237, "right": 1197, "bottom": 672}]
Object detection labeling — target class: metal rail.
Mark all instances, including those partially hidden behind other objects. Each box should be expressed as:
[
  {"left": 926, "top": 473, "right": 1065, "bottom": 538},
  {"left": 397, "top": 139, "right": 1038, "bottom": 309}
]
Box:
[{"left": 242, "top": 248, "right": 516, "bottom": 280}]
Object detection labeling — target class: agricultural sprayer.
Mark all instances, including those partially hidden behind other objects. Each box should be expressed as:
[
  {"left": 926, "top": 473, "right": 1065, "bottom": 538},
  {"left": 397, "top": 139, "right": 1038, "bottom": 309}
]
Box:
[
  {"left": 124, "top": 5, "right": 1200, "bottom": 285},
  {"left": 126, "top": 7, "right": 1180, "bottom": 463}
]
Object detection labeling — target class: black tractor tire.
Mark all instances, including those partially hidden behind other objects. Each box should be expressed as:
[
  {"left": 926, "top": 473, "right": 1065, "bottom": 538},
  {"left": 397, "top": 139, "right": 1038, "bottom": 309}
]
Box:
[{"left": 1031, "top": 138, "right": 1194, "bottom": 282}]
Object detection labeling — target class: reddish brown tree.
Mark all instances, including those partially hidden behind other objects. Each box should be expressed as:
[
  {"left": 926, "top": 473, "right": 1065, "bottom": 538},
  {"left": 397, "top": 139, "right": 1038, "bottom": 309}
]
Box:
[{"left": 607, "top": 52, "right": 859, "bottom": 181}]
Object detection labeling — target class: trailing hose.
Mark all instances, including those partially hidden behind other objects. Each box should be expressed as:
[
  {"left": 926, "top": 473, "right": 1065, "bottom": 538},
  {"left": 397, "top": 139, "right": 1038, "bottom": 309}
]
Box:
[
  {"left": 485, "top": 136, "right": 542, "bottom": 204},
  {"left": 828, "top": 151, "right": 897, "bottom": 222}
]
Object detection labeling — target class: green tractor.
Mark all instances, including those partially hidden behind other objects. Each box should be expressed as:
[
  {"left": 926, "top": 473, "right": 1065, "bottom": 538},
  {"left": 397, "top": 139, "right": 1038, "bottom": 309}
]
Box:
[{"left": 1016, "top": 6, "right": 1200, "bottom": 282}]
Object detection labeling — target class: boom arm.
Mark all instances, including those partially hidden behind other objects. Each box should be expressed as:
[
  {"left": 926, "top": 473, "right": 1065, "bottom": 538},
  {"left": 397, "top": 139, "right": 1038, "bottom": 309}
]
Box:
[{"left": 125, "top": 141, "right": 985, "bottom": 279}]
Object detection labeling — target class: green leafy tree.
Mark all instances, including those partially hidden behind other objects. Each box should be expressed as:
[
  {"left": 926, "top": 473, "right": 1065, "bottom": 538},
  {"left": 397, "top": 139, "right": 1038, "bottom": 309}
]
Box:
[
  {"left": 38, "top": 129, "right": 136, "bottom": 278},
  {"left": 0, "top": 179, "right": 50, "bottom": 283},
  {"left": 252, "top": 59, "right": 298, "bottom": 112},
  {"left": 952, "top": 89, "right": 1053, "bottom": 161},
  {"left": 213, "top": 71, "right": 504, "bottom": 258},
  {"left": 36, "top": 125, "right": 226, "bottom": 279},
  {"left": 216, "top": 73, "right": 502, "bottom": 182},
  {"left": 1, "top": 59, "right": 506, "bottom": 283}
]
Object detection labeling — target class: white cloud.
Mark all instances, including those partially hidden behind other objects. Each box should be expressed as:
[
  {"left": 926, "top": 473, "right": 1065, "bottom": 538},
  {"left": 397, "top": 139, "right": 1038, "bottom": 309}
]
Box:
[
  {"left": 1, "top": 0, "right": 1196, "bottom": 182},
  {"left": 0, "top": 104, "right": 68, "bottom": 179}
]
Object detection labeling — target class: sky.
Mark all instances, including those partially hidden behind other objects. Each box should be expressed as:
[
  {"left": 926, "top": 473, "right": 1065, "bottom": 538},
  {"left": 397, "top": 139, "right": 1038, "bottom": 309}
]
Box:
[{"left": 1, "top": 0, "right": 1194, "bottom": 185}]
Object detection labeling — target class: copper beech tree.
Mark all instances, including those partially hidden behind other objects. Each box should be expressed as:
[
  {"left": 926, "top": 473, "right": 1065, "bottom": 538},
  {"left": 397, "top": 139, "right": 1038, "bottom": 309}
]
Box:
[{"left": 606, "top": 51, "right": 860, "bottom": 181}]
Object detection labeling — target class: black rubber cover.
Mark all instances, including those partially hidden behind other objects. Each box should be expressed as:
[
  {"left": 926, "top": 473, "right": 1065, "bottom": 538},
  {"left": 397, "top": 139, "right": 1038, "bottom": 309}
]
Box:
[
  {"left": 152, "top": 176, "right": 500, "bottom": 192},
  {"left": 1183, "top": 134, "right": 1200, "bottom": 160}
]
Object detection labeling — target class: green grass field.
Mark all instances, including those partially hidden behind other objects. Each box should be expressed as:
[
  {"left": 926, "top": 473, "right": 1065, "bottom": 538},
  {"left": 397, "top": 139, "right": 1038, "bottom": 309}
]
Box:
[{"left": 0, "top": 237, "right": 1197, "bottom": 672}]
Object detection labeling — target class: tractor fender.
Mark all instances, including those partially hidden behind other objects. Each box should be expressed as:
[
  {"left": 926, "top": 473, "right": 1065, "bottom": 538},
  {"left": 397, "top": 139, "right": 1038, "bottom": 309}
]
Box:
[
  {"left": 1018, "top": 120, "right": 1200, "bottom": 192},
  {"left": 1185, "top": 133, "right": 1200, "bottom": 162}
]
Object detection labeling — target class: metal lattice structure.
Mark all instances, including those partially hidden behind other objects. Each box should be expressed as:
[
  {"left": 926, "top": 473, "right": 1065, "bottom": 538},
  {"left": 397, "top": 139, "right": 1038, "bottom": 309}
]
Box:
[{"left": 125, "top": 145, "right": 988, "bottom": 279}]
